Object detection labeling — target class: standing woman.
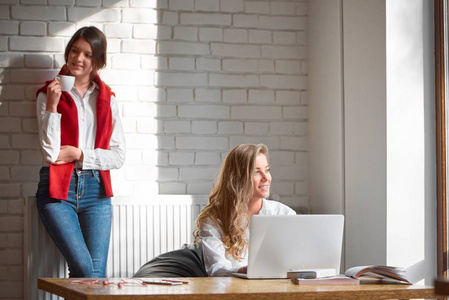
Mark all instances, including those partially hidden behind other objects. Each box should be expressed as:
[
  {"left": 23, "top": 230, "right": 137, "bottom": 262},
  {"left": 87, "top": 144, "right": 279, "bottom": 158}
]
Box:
[
  {"left": 35, "top": 27, "right": 125, "bottom": 278},
  {"left": 193, "top": 144, "right": 296, "bottom": 277}
]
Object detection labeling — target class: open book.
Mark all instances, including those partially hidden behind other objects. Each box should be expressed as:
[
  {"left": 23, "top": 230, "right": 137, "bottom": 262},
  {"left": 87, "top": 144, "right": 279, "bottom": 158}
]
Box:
[{"left": 344, "top": 265, "right": 411, "bottom": 284}]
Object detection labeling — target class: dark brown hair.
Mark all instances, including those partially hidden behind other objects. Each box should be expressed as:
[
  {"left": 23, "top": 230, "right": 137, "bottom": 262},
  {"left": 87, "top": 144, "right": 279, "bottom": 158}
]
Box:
[{"left": 64, "top": 26, "right": 107, "bottom": 77}]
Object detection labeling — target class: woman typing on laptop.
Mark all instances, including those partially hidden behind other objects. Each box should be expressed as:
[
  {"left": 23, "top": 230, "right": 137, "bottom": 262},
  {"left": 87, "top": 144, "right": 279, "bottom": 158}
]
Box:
[{"left": 193, "top": 144, "right": 296, "bottom": 277}]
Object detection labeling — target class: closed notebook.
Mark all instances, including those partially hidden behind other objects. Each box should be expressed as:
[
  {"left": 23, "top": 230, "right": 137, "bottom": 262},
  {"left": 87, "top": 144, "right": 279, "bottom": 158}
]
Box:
[{"left": 291, "top": 275, "right": 360, "bottom": 285}]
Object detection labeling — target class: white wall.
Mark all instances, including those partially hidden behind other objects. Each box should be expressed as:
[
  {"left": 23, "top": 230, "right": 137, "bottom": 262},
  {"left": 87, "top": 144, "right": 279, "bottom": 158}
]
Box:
[
  {"left": 0, "top": 1, "right": 309, "bottom": 298},
  {"left": 309, "top": 0, "right": 436, "bottom": 284}
]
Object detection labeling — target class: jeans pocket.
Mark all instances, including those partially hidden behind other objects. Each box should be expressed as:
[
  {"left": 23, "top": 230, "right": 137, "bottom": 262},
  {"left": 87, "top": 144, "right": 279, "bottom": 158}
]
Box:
[{"left": 91, "top": 170, "right": 102, "bottom": 183}]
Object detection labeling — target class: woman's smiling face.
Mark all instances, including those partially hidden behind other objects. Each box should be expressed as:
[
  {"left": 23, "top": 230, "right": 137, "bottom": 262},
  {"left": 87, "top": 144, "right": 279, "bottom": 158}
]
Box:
[
  {"left": 251, "top": 153, "right": 271, "bottom": 202},
  {"left": 67, "top": 37, "right": 94, "bottom": 80}
]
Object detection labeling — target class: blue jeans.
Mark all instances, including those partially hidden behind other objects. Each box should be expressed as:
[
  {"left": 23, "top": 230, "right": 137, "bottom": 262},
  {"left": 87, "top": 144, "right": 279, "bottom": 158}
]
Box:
[{"left": 36, "top": 167, "right": 112, "bottom": 278}]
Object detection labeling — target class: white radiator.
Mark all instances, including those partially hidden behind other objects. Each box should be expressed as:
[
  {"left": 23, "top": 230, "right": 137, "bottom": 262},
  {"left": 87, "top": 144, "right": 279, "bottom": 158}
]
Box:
[{"left": 24, "top": 195, "right": 208, "bottom": 300}]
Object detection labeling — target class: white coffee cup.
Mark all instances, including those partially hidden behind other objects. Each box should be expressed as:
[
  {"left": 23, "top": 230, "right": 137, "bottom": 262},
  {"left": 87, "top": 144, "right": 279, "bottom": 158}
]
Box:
[{"left": 55, "top": 75, "right": 75, "bottom": 92}]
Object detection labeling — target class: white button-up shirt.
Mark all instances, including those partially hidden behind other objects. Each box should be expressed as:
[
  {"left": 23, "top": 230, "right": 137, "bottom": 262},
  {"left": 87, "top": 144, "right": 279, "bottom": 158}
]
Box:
[{"left": 36, "top": 82, "right": 126, "bottom": 170}]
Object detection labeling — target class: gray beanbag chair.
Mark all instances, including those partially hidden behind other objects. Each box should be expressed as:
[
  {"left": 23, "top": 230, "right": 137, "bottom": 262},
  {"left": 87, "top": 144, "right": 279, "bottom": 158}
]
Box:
[{"left": 133, "top": 242, "right": 208, "bottom": 277}]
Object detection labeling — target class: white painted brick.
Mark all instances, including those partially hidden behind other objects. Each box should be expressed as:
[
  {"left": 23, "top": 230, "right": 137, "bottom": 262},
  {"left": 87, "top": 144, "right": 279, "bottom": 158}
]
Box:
[
  {"left": 131, "top": 0, "right": 168, "bottom": 8},
  {"left": 300, "top": 91, "right": 308, "bottom": 105},
  {"left": 231, "top": 105, "right": 281, "bottom": 120},
  {"left": 126, "top": 134, "right": 159, "bottom": 149},
  {"left": 0, "top": 119, "right": 21, "bottom": 132},
  {"left": 301, "top": 60, "right": 308, "bottom": 75},
  {"left": 0, "top": 136, "right": 11, "bottom": 149},
  {"left": 173, "top": 26, "right": 198, "bottom": 41},
  {"left": 54, "top": 54, "right": 66, "bottom": 68},
  {"left": 76, "top": 0, "right": 101, "bottom": 7},
  {"left": 269, "top": 151, "right": 295, "bottom": 164},
  {"left": 245, "top": 1, "right": 269, "bottom": 14},
  {"left": 11, "top": 166, "right": 38, "bottom": 181},
  {"left": 195, "top": 152, "right": 221, "bottom": 165},
  {"left": 280, "top": 136, "right": 308, "bottom": 151},
  {"left": 273, "top": 164, "right": 307, "bottom": 180},
  {"left": 195, "top": 0, "right": 219, "bottom": 11},
  {"left": 294, "top": 122, "right": 308, "bottom": 136},
  {"left": 169, "top": 152, "right": 194, "bottom": 165},
  {"left": 245, "top": 122, "right": 269, "bottom": 135},
  {"left": 104, "top": 23, "right": 132, "bottom": 38},
  {"left": 142, "top": 55, "right": 166, "bottom": 70},
  {"left": 122, "top": 8, "right": 159, "bottom": 23},
  {"left": 112, "top": 86, "right": 138, "bottom": 102},
  {"left": 192, "top": 121, "right": 217, "bottom": 134},
  {"left": 295, "top": 152, "right": 308, "bottom": 165},
  {"left": 260, "top": 74, "right": 306, "bottom": 89},
  {"left": 68, "top": 7, "right": 120, "bottom": 22},
  {"left": 142, "top": 150, "right": 169, "bottom": 165},
  {"left": 223, "top": 59, "right": 266, "bottom": 73},
  {"left": 0, "top": 5, "right": 11, "bottom": 19},
  {"left": 133, "top": 181, "right": 159, "bottom": 195},
  {"left": 179, "top": 167, "right": 217, "bottom": 180},
  {"left": 136, "top": 119, "right": 159, "bottom": 134},
  {"left": 164, "top": 120, "right": 191, "bottom": 133},
  {"left": 104, "top": 0, "right": 130, "bottom": 7},
  {"left": 23, "top": 119, "right": 37, "bottom": 133},
  {"left": 169, "top": 57, "right": 195, "bottom": 71},
  {"left": 249, "top": 30, "right": 272, "bottom": 44},
  {"left": 296, "top": 2, "right": 308, "bottom": 15},
  {"left": 270, "top": 2, "right": 296, "bottom": 15},
  {"left": 21, "top": 150, "right": 41, "bottom": 165},
  {"left": 162, "top": 11, "right": 179, "bottom": 25},
  {"left": 181, "top": 13, "right": 232, "bottom": 26},
  {"left": 271, "top": 182, "right": 294, "bottom": 196},
  {"left": 218, "top": 121, "right": 243, "bottom": 134},
  {"left": 283, "top": 106, "right": 308, "bottom": 119},
  {"left": 0, "top": 20, "right": 18, "bottom": 34},
  {"left": 48, "top": 22, "right": 75, "bottom": 37},
  {"left": 155, "top": 72, "right": 207, "bottom": 87},
  {"left": 0, "top": 167, "right": 9, "bottom": 180},
  {"left": 224, "top": 28, "right": 248, "bottom": 43},
  {"left": 262, "top": 45, "right": 305, "bottom": 59},
  {"left": 209, "top": 74, "right": 259, "bottom": 88},
  {"left": 123, "top": 103, "right": 158, "bottom": 117},
  {"left": 259, "top": 59, "right": 275, "bottom": 72},
  {"left": 178, "top": 104, "right": 229, "bottom": 119},
  {"left": 157, "top": 105, "right": 177, "bottom": 118},
  {"left": 295, "top": 181, "right": 309, "bottom": 195},
  {"left": 158, "top": 167, "right": 181, "bottom": 181},
  {"left": 273, "top": 31, "right": 297, "bottom": 45},
  {"left": 249, "top": 89, "right": 275, "bottom": 104},
  {"left": 222, "top": 89, "right": 247, "bottom": 103},
  {"left": 0, "top": 201, "right": 7, "bottom": 213},
  {"left": 270, "top": 122, "right": 293, "bottom": 135},
  {"left": 220, "top": 0, "right": 244, "bottom": 12},
  {"left": 111, "top": 54, "right": 141, "bottom": 69},
  {"left": 10, "top": 36, "right": 64, "bottom": 52},
  {"left": 11, "top": 6, "right": 66, "bottom": 21},
  {"left": 100, "top": 69, "right": 155, "bottom": 86},
  {"left": 158, "top": 41, "right": 209, "bottom": 55},
  {"left": 159, "top": 182, "right": 186, "bottom": 194},
  {"left": 24, "top": 54, "right": 52, "bottom": 68},
  {"left": 0, "top": 53, "right": 23, "bottom": 68},
  {"left": 297, "top": 31, "right": 306, "bottom": 45},
  {"left": 195, "top": 88, "right": 220, "bottom": 102},
  {"left": 196, "top": 57, "right": 221, "bottom": 71},
  {"left": 187, "top": 182, "right": 213, "bottom": 195},
  {"left": 10, "top": 102, "right": 35, "bottom": 117},
  {"left": 275, "top": 60, "right": 301, "bottom": 74},
  {"left": 170, "top": 0, "right": 194, "bottom": 10},
  {"left": 122, "top": 39, "right": 156, "bottom": 54},
  {"left": 134, "top": 24, "right": 171, "bottom": 39},
  {"left": 12, "top": 134, "right": 39, "bottom": 149},
  {"left": 126, "top": 165, "right": 159, "bottom": 180},
  {"left": 176, "top": 136, "right": 228, "bottom": 150},
  {"left": 0, "top": 103, "right": 8, "bottom": 116},
  {"left": 138, "top": 87, "right": 166, "bottom": 102},
  {"left": 261, "top": 15, "right": 306, "bottom": 30},
  {"left": 276, "top": 90, "right": 301, "bottom": 105},
  {"left": 233, "top": 14, "right": 258, "bottom": 28},
  {"left": 167, "top": 88, "right": 194, "bottom": 102},
  {"left": 230, "top": 136, "right": 279, "bottom": 150},
  {"left": 0, "top": 184, "right": 19, "bottom": 197},
  {"left": 199, "top": 27, "right": 222, "bottom": 42},
  {"left": 211, "top": 43, "right": 260, "bottom": 58},
  {"left": 0, "top": 86, "right": 24, "bottom": 101}
]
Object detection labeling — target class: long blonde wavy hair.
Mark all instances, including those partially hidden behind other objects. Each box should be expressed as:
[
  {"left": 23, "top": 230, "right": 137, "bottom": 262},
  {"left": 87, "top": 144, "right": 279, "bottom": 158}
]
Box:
[{"left": 193, "top": 143, "right": 269, "bottom": 261}]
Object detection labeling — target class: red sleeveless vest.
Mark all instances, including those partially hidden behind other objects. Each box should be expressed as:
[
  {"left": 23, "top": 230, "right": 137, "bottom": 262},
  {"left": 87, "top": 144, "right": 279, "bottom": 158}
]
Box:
[{"left": 36, "top": 69, "right": 114, "bottom": 200}]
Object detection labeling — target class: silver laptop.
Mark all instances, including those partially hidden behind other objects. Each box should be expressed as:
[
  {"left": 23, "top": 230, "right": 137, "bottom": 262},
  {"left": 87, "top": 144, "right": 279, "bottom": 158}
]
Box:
[{"left": 233, "top": 214, "right": 344, "bottom": 279}]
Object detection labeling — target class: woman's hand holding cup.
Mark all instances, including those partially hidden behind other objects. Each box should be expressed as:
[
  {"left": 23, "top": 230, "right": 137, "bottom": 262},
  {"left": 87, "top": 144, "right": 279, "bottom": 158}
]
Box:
[{"left": 46, "top": 75, "right": 75, "bottom": 113}]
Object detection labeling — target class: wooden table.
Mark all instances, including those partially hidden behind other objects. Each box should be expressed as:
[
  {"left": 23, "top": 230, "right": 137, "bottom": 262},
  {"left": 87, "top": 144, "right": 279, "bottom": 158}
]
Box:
[{"left": 38, "top": 277, "right": 436, "bottom": 300}]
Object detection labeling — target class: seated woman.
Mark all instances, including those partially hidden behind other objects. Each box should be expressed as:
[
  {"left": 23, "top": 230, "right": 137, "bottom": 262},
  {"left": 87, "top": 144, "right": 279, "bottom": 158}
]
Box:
[{"left": 133, "top": 143, "right": 295, "bottom": 278}]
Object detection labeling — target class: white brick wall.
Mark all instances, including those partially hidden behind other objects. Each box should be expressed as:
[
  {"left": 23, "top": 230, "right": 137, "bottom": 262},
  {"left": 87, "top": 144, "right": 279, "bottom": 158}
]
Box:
[{"left": 0, "top": 0, "right": 308, "bottom": 298}]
